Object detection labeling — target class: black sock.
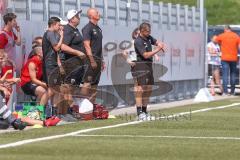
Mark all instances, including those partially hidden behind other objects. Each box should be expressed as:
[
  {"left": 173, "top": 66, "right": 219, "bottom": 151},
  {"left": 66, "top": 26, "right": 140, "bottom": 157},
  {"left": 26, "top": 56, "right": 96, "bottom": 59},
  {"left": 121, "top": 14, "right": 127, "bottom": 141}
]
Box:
[
  {"left": 67, "top": 107, "right": 73, "bottom": 114},
  {"left": 137, "top": 107, "right": 142, "bottom": 116},
  {"left": 142, "top": 106, "right": 147, "bottom": 114},
  {"left": 45, "top": 105, "right": 53, "bottom": 118},
  {"left": 52, "top": 107, "right": 58, "bottom": 116}
]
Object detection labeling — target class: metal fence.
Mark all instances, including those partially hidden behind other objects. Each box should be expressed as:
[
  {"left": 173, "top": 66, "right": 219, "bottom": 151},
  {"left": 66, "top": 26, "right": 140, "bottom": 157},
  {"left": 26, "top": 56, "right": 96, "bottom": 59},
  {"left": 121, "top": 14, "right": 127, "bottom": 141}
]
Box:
[{"left": 7, "top": 0, "right": 204, "bottom": 32}]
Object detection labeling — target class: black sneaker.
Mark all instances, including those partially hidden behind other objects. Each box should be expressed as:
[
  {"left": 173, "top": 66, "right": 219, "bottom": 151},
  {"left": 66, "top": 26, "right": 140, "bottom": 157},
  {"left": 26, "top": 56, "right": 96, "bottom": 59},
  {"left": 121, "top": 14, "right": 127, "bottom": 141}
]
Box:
[
  {"left": 11, "top": 119, "right": 27, "bottom": 130},
  {"left": 0, "top": 119, "right": 9, "bottom": 129}
]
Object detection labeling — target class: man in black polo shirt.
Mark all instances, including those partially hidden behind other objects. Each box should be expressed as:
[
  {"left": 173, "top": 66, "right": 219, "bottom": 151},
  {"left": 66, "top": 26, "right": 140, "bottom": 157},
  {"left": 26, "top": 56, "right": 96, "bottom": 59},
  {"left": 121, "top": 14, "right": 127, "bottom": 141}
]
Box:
[
  {"left": 82, "top": 8, "right": 103, "bottom": 103},
  {"left": 55, "top": 10, "right": 86, "bottom": 121},
  {"left": 61, "top": 9, "right": 86, "bottom": 85},
  {"left": 134, "top": 22, "right": 166, "bottom": 120}
]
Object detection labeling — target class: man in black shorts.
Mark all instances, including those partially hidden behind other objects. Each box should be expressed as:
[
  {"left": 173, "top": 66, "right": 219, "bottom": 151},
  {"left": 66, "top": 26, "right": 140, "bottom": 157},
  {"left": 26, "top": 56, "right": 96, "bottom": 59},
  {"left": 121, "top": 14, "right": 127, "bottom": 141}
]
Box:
[
  {"left": 82, "top": 8, "right": 104, "bottom": 103},
  {"left": 133, "top": 22, "right": 166, "bottom": 120},
  {"left": 42, "top": 17, "right": 63, "bottom": 111},
  {"left": 61, "top": 9, "right": 86, "bottom": 85},
  {"left": 56, "top": 10, "right": 86, "bottom": 121}
]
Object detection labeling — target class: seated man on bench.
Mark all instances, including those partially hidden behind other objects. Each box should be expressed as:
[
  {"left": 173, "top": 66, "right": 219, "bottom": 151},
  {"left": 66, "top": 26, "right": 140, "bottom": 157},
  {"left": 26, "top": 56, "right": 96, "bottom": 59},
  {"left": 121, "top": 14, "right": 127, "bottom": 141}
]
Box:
[{"left": 20, "top": 45, "right": 48, "bottom": 106}]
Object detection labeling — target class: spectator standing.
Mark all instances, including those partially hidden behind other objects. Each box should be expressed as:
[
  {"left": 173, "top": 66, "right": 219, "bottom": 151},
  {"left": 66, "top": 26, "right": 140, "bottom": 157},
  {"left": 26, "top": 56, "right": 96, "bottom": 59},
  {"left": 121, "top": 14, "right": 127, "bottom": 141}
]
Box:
[
  {"left": 207, "top": 35, "right": 223, "bottom": 95},
  {"left": 216, "top": 25, "right": 240, "bottom": 95},
  {"left": 42, "top": 17, "right": 63, "bottom": 115},
  {"left": 82, "top": 8, "right": 104, "bottom": 103},
  {"left": 0, "top": 13, "right": 21, "bottom": 61}
]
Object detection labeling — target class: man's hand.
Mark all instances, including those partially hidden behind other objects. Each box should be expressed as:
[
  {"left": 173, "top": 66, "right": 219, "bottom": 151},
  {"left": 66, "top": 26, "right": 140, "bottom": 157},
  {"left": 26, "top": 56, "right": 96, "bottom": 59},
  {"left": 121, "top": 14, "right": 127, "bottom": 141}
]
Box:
[
  {"left": 76, "top": 51, "right": 86, "bottom": 59},
  {"left": 90, "top": 60, "right": 98, "bottom": 69},
  {"left": 3, "top": 88, "right": 10, "bottom": 98},
  {"left": 6, "top": 70, "right": 12, "bottom": 75},
  {"left": 154, "top": 45, "right": 163, "bottom": 52},
  {"left": 162, "top": 43, "right": 167, "bottom": 52},
  {"left": 127, "top": 59, "right": 136, "bottom": 67},
  {"left": 59, "top": 28, "right": 64, "bottom": 38},
  {"left": 59, "top": 65, "right": 65, "bottom": 76},
  {"left": 156, "top": 41, "right": 167, "bottom": 53},
  {"left": 41, "top": 82, "right": 48, "bottom": 89},
  {"left": 154, "top": 54, "right": 160, "bottom": 61},
  {"left": 13, "top": 78, "right": 21, "bottom": 83},
  {"left": 15, "top": 25, "right": 20, "bottom": 32}
]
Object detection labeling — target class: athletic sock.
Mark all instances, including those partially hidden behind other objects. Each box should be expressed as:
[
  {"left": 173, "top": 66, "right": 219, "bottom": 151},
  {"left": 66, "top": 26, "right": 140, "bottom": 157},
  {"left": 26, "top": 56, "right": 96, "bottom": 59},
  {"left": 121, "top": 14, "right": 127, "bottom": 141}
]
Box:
[
  {"left": 45, "top": 104, "right": 53, "bottom": 118},
  {"left": 52, "top": 106, "right": 58, "bottom": 117},
  {"left": 142, "top": 106, "right": 147, "bottom": 114},
  {"left": 67, "top": 107, "right": 73, "bottom": 114},
  {"left": 137, "top": 106, "right": 142, "bottom": 116}
]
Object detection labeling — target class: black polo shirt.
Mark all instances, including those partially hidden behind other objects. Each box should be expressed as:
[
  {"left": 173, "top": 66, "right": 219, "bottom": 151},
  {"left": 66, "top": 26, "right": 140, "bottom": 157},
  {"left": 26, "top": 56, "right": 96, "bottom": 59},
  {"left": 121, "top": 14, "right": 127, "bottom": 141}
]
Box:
[
  {"left": 62, "top": 24, "right": 85, "bottom": 60},
  {"left": 134, "top": 35, "right": 157, "bottom": 62},
  {"left": 82, "top": 22, "right": 103, "bottom": 59}
]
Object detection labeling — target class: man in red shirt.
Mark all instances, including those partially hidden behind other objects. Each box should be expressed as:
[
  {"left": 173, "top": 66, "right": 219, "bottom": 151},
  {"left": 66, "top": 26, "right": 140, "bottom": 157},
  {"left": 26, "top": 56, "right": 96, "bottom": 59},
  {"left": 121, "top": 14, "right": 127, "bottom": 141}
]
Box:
[
  {"left": 216, "top": 25, "right": 240, "bottom": 95},
  {"left": 0, "top": 12, "right": 21, "bottom": 61},
  {"left": 20, "top": 45, "right": 48, "bottom": 106}
]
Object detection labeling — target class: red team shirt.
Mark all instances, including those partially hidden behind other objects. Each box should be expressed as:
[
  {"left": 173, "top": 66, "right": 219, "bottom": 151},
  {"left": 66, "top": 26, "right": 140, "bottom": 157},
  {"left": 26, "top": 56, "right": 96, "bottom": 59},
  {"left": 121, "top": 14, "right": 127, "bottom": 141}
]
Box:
[
  {"left": 20, "top": 55, "right": 43, "bottom": 86},
  {"left": 0, "top": 30, "right": 17, "bottom": 49},
  {"left": 0, "top": 30, "right": 17, "bottom": 81}
]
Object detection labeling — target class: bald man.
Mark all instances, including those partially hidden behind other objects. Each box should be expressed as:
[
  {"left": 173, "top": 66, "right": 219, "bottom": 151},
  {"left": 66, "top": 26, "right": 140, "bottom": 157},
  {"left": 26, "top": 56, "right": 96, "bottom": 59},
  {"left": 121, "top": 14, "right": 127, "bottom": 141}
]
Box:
[{"left": 81, "top": 8, "right": 103, "bottom": 103}]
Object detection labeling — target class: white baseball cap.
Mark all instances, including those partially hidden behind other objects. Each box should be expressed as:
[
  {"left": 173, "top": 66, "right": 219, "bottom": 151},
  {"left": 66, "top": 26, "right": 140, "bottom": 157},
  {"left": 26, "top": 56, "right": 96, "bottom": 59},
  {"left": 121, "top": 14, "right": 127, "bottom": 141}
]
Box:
[
  {"left": 58, "top": 17, "right": 68, "bottom": 25},
  {"left": 67, "top": 9, "right": 82, "bottom": 20}
]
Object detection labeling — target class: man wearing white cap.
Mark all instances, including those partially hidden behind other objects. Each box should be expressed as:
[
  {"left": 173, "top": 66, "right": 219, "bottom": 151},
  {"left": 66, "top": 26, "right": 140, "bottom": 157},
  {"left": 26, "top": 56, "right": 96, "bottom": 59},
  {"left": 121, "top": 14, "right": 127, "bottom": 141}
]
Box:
[
  {"left": 56, "top": 9, "right": 86, "bottom": 120},
  {"left": 60, "top": 9, "right": 86, "bottom": 84},
  {"left": 60, "top": 9, "right": 85, "bottom": 62}
]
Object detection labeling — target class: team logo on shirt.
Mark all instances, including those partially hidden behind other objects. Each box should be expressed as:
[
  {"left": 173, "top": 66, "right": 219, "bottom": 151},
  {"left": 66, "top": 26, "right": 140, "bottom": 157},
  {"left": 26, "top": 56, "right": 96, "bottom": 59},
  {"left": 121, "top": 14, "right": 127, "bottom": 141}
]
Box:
[
  {"left": 74, "top": 31, "right": 79, "bottom": 37},
  {"left": 93, "top": 29, "right": 97, "bottom": 35},
  {"left": 144, "top": 42, "right": 148, "bottom": 48}
]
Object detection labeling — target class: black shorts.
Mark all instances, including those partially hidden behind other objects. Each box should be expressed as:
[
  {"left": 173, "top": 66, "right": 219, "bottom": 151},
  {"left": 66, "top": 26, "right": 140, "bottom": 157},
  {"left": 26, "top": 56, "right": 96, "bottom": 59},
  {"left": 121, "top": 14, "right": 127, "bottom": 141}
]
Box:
[
  {"left": 21, "top": 82, "right": 38, "bottom": 96},
  {"left": 208, "top": 64, "right": 220, "bottom": 76},
  {"left": 62, "top": 56, "right": 85, "bottom": 85},
  {"left": 83, "top": 58, "right": 102, "bottom": 85},
  {"left": 131, "top": 62, "right": 154, "bottom": 86},
  {"left": 42, "top": 64, "right": 59, "bottom": 87}
]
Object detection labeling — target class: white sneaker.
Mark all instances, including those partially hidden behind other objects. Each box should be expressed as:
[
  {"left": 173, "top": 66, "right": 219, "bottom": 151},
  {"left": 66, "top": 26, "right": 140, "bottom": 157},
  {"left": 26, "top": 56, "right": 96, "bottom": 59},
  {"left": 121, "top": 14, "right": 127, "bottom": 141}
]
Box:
[
  {"left": 56, "top": 120, "right": 75, "bottom": 126},
  {"left": 138, "top": 112, "right": 146, "bottom": 121},
  {"left": 145, "top": 113, "right": 156, "bottom": 121},
  {"left": 138, "top": 113, "right": 155, "bottom": 121}
]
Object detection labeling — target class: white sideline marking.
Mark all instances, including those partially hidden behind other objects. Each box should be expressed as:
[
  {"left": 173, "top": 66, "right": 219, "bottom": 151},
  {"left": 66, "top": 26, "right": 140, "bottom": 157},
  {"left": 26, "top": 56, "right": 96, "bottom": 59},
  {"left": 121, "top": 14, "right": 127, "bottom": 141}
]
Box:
[
  {"left": 0, "top": 103, "right": 239, "bottom": 149},
  {"left": 74, "top": 134, "right": 240, "bottom": 140}
]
